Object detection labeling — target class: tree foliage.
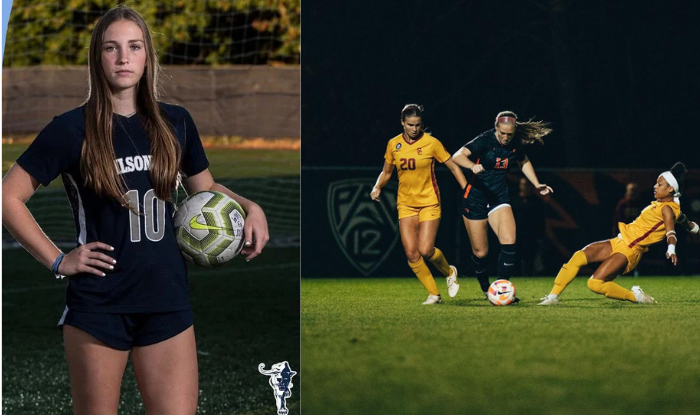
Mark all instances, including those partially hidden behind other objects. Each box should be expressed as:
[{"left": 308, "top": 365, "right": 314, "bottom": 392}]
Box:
[{"left": 3, "top": 0, "right": 300, "bottom": 66}]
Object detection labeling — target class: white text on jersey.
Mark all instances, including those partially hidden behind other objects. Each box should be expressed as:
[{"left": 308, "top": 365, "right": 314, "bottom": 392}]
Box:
[{"left": 115, "top": 155, "right": 152, "bottom": 174}]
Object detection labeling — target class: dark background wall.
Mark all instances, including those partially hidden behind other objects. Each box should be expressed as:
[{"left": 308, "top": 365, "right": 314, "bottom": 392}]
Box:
[
  {"left": 302, "top": 0, "right": 700, "bottom": 169},
  {"left": 303, "top": 168, "right": 700, "bottom": 278},
  {"left": 301, "top": 0, "right": 700, "bottom": 277}
]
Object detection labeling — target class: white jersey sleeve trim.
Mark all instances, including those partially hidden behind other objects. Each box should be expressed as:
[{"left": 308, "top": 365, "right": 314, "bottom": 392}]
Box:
[{"left": 64, "top": 173, "right": 87, "bottom": 245}]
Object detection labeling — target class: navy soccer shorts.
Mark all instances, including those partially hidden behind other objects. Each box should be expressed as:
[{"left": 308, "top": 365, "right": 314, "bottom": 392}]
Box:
[
  {"left": 58, "top": 308, "right": 194, "bottom": 351},
  {"left": 462, "top": 184, "right": 511, "bottom": 220}
]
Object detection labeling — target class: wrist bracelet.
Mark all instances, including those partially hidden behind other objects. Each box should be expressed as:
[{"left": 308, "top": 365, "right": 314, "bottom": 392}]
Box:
[
  {"left": 691, "top": 223, "right": 699, "bottom": 235},
  {"left": 51, "top": 253, "right": 65, "bottom": 274}
]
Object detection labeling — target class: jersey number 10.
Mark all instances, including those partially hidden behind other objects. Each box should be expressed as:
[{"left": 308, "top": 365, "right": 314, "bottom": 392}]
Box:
[{"left": 125, "top": 189, "right": 166, "bottom": 242}]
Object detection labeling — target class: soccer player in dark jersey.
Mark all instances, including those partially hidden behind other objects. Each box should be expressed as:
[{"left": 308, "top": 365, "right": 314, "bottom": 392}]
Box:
[
  {"left": 452, "top": 111, "right": 553, "bottom": 297},
  {"left": 371, "top": 104, "right": 467, "bottom": 305},
  {"left": 2, "top": 6, "right": 268, "bottom": 414}
]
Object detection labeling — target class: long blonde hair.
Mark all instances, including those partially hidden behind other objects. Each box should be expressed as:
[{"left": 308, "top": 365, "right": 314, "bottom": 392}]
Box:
[
  {"left": 494, "top": 110, "right": 552, "bottom": 145},
  {"left": 82, "top": 5, "right": 180, "bottom": 207}
]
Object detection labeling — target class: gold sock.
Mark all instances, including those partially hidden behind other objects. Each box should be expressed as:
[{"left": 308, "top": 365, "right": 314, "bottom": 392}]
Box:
[
  {"left": 587, "top": 278, "right": 636, "bottom": 302},
  {"left": 428, "top": 248, "right": 451, "bottom": 277},
  {"left": 408, "top": 258, "right": 439, "bottom": 295},
  {"left": 551, "top": 250, "right": 588, "bottom": 296}
]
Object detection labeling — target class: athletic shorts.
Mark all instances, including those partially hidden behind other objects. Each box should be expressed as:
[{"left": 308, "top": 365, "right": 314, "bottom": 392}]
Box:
[
  {"left": 462, "top": 184, "right": 511, "bottom": 220},
  {"left": 58, "top": 307, "right": 194, "bottom": 351},
  {"left": 609, "top": 235, "right": 646, "bottom": 275},
  {"left": 397, "top": 204, "right": 441, "bottom": 221}
]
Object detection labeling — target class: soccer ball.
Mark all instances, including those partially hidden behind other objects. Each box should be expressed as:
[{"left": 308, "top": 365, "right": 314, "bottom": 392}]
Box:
[
  {"left": 173, "top": 190, "right": 246, "bottom": 267},
  {"left": 487, "top": 279, "right": 517, "bottom": 306}
]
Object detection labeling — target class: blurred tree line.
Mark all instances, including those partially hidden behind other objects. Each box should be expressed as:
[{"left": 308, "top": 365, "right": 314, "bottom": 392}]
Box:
[{"left": 3, "top": 0, "right": 300, "bottom": 66}]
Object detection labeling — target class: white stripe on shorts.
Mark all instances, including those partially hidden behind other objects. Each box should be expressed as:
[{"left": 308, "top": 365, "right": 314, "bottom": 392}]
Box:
[
  {"left": 57, "top": 305, "right": 69, "bottom": 327},
  {"left": 487, "top": 203, "right": 511, "bottom": 216}
]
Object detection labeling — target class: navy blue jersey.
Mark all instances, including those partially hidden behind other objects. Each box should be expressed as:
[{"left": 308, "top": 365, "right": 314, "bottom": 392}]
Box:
[
  {"left": 16, "top": 103, "right": 209, "bottom": 313},
  {"left": 463, "top": 129, "right": 527, "bottom": 194}
]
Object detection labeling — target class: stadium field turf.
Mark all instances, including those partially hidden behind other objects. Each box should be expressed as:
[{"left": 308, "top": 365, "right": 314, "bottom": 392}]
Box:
[
  {"left": 301, "top": 276, "right": 700, "bottom": 415},
  {"left": 3, "top": 248, "right": 300, "bottom": 415}
]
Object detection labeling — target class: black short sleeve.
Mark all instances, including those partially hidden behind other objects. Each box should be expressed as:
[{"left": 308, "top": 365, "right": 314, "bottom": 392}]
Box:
[
  {"left": 464, "top": 131, "right": 491, "bottom": 158},
  {"left": 16, "top": 110, "right": 82, "bottom": 187}
]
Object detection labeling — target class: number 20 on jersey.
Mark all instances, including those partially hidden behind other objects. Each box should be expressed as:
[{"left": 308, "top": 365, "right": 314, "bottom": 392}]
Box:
[{"left": 399, "top": 158, "right": 416, "bottom": 170}]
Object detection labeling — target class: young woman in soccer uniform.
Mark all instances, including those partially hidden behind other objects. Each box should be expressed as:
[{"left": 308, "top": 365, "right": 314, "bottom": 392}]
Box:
[
  {"left": 452, "top": 111, "right": 553, "bottom": 296},
  {"left": 1, "top": 6, "right": 268, "bottom": 414},
  {"left": 539, "top": 162, "right": 699, "bottom": 305},
  {"left": 370, "top": 104, "right": 467, "bottom": 305}
]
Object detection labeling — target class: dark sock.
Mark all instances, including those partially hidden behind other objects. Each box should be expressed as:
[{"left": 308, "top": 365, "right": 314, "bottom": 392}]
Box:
[
  {"left": 471, "top": 254, "right": 490, "bottom": 293},
  {"left": 498, "top": 244, "right": 517, "bottom": 280}
]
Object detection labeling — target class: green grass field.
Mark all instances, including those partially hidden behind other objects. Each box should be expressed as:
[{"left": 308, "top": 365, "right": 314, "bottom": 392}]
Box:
[
  {"left": 301, "top": 276, "right": 700, "bottom": 415},
  {"left": 3, "top": 248, "right": 300, "bottom": 415}
]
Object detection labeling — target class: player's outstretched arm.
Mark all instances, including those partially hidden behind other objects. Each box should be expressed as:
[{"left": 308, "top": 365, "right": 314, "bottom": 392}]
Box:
[
  {"left": 677, "top": 213, "right": 700, "bottom": 235},
  {"left": 2, "top": 164, "right": 114, "bottom": 277},
  {"left": 519, "top": 156, "right": 553, "bottom": 195},
  {"left": 370, "top": 162, "right": 393, "bottom": 201},
  {"left": 662, "top": 205, "right": 679, "bottom": 266},
  {"left": 182, "top": 168, "right": 269, "bottom": 261}
]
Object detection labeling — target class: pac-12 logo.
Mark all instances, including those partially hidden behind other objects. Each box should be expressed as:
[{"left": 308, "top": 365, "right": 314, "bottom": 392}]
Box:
[
  {"left": 259, "top": 361, "right": 297, "bottom": 415},
  {"left": 327, "top": 179, "right": 399, "bottom": 276}
]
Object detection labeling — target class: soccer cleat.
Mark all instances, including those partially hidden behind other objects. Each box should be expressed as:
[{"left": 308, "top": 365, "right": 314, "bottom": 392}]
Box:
[
  {"left": 631, "top": 286, "right": 655, "bottom": 304},
  {"left": 538, "top": 295, "right": 559, "bottom": 306},
  {"left": 422, "top": 294, "right": 442, "bottom": 305},
  {"left": 446, "top": 265, "right": 460, "bottom": 298}
]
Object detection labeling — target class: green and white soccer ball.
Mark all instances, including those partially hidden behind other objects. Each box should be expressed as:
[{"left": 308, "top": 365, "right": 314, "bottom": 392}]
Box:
[{"left": 174, "top": 190, "right": 246, "bottom": 267}]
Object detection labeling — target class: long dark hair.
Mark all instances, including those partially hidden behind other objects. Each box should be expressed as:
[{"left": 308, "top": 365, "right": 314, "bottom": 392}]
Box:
[
  {"left": 495, "top": 110, "right": 552, "bottom": 145},
  {"left": 82, "top": 5, "right": 181, "bottom": 209}
]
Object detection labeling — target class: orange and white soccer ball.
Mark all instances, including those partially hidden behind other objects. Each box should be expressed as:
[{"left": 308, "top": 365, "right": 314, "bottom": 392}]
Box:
[{"left": 487, "top": 279, "right": 516, "bottom": 306}]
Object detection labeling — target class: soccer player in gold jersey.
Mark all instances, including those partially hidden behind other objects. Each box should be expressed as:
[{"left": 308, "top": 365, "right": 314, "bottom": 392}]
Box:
[
  {"left": 370, "top": 104, "right": 467, "bottom": 304},
  {"left": 539, "top": 162, "right": 699, "bottom": 305}
]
